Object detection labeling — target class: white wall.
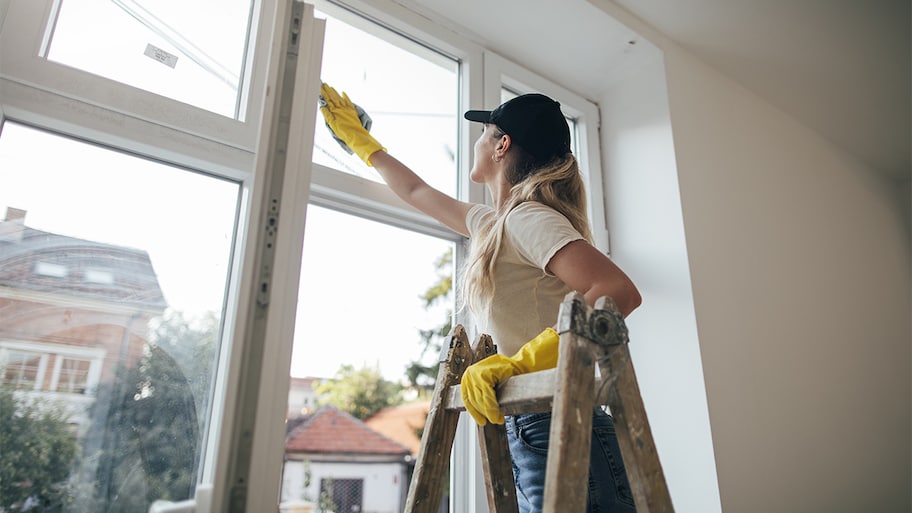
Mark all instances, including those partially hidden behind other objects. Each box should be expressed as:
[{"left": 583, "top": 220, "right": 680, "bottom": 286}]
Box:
[
  {"left": 599, "top": 55, "right": 721, "bottom": 513},
  {"left": 281, "top": 459, "right": 407, "bottom": 513},
  {"left": 642, "top": 41, "right": 910, "bottom": 513}
]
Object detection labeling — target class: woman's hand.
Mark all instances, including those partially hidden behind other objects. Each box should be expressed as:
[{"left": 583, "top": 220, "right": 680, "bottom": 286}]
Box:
[
  {"left": 461, "top": 328, "right": 560, "bottom": 425},
  {"left": 319, "top": 82, "right": 386, "bottom": 166}
]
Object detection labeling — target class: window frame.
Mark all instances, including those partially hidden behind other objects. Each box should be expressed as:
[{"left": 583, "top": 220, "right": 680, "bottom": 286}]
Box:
[
  {"left": 0, "top": 341, "right": 105, "bottom": 393},
  {"left": 307, "top": 0, "right": 485, "bottom": 242},
  {"left": 0, "top": 0, "right": 272, "bottom": 152},
  {"left": 0, "top": 346, "right": 48, "bottom": 390},
  {"left": 1, "top": 0, "right": 303, "bottom": 511},
  {"left": 483, "top": 52, "right": 609, "bottom": 253},
  {"left": 0, "top": 0, "right": 609, "bottom": 511}
]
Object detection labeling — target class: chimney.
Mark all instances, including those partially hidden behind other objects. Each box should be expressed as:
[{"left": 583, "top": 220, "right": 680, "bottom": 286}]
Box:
[{"left": 0, "top": 207, "right": 26, "bottom": 242}]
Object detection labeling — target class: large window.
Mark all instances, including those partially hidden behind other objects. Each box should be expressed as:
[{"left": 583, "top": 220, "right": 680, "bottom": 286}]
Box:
[
  {"left": 0, "top": 121, "right": 239, "bottom": 511},
  {"left": 1, "top": 0, "right": 604, "bottom": 511},
  {"left": 46, "top": 0, "right": 255, "bottom": 118}
]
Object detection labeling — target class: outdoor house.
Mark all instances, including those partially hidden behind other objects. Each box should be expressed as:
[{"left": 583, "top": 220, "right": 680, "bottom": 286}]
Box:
[
  {"left": 282, "top": 405, "right": 414, "bottom": 513},
  {"left": 0, "top": 207, "right": 196, "bottom": 509},
  {"left": 0, "top": 207, "right": 166, "bottom": 427}
]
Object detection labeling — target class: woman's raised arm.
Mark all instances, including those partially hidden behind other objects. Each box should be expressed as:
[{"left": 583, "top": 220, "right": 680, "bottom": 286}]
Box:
[{"left": 319, "top": 82, "right": 473, "bottom": 236}]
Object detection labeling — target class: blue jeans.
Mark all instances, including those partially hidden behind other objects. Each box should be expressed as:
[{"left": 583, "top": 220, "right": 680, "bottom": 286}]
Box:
[{"left": 505, "top": 408, "right": 637, "bottom": 513}]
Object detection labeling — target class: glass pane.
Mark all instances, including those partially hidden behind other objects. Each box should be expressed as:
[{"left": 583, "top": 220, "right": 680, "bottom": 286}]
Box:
[
  {"left": 281, "top": 205, "right": 454, "bottom": 509},
  {"left": 2, "top": 351, "right": 44, "bottom": 389},
  {"left": 46, "top": 0, "right": 253, "bottom": 118},
  {"left": 0, "top": 122, "right": 239, "bottom": 511},
  {"left": 57, "top": 358, "right": 92, "bottom": 394},
  {"left": 315, "top": 10, "right": 459, "bottom": 197}
]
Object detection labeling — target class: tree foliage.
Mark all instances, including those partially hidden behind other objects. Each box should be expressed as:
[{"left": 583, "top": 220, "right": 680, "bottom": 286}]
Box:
[
  {"left": 0, "top": 386, "right": 77, "bottom": 512},
  {"left": 316, "top": 364, "right": 403, "bottom": 419},
  {"left": 405, "top": 250, "right": 454, "bottom": 391},
  {"left": 72, "top": 309, "right": 217, "bottom": 512}
]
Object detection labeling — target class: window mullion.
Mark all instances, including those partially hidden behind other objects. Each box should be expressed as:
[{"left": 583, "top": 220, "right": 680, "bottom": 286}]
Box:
[{"left": 210, "top": 2, "right": 324, "bottom": 512}]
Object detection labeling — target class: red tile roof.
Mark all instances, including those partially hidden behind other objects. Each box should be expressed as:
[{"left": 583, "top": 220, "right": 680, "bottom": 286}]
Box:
[
  {"left": 286, "top": 405, "right": 411, "bottom": 456},
  {"left": 365, "top": 401, "right": 430, "bottom": 457}
]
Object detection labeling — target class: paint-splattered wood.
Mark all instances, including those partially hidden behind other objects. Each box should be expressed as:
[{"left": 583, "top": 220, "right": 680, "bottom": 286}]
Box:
[
  {"left": 570, "top": 294, "right": 675, "bottom": 513},
  {"left": 409, "top": 293, "right": 674, "bottom": 513},
  {"left": 444, "top": 368, "right": 620, "bottom": 415},
  {"left": 472, "top": 334, "right": 520, "bottom": 513},
  {"left": 403, "top": 325, "right": 473, "bottom": 513},
  {"left": 542, "top": 322, "right": 597, "bottom": 513}
]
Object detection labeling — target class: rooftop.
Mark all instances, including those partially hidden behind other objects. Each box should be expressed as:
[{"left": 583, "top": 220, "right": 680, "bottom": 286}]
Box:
[
  {"left": 0, "top": 208, "right": 166, "bottom": 309},
  {"left": 286, "top": 405, "right": 412, "bottom": 457}
]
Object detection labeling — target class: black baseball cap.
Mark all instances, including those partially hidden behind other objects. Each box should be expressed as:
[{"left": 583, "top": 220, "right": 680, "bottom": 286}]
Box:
[{"left": 464, "top": 93, "right": 571, "bottom": 161}]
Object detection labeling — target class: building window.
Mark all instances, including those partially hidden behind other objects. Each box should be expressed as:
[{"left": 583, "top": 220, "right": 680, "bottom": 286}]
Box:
[
  {"left": 84, "top": 269, "right": 115, "bottom": 284},
  {"left": 321, "top": 478, "right": 364, "bottom": 513},
  {"left": 54, "top": 357, "right": 92, "bottom": 394},
  {"left": 34, "top": 261, "right": 67, "bottom": 278},
  {"left": 1, "top": 350, "right": 46, "bottom": 390}
]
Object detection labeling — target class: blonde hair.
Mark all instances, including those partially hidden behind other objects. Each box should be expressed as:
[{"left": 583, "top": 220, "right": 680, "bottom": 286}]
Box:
[{"left": 460, "top": 130, "right": 593, "bottom": 316}]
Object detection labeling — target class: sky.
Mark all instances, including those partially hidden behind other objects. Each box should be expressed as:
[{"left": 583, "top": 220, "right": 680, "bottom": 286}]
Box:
[{"left": 0, "top": 1, "right": 460, "bottom": 382}]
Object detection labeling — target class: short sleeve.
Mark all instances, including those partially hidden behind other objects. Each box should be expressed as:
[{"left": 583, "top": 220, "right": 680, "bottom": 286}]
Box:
[
  {"left": 466, "top": 204, "right": 494, "bottom": 238},
  {"left": 503, "top": 202, "right": 584, "bottom": 272}
]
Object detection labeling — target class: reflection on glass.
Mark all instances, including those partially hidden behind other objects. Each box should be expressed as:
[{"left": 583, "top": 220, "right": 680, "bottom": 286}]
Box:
[
  {"left": 46, "top": 0, "right": 253, "bottom": 118},
  {"left": 281, "top": 205, "right": 454, "bottom": 510},
  {"left": 0, "top": 122, "right": 239, "bottom": 511},
  {"left": 314, "top": 10, "right": 459, "bottom": 197}
]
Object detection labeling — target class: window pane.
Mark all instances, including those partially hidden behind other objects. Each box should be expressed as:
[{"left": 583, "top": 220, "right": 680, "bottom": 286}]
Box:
[
  {"left": 0, "top": 122, "right": 239, "bottom": 511},
  {"left": 2, "top": 351, "right": 44, "bottom": 389},
  {"left": 281, "top": 206, "right": 454, "bottom": 509},
  {"left": 57, "top": 358, "right": 92, "bottom": 394},
  {"left": 46, "top": 0, "right": 253, "bottom": 118},
  {"left": 315, "top": 10, "right": 459, "bottom": 197}
]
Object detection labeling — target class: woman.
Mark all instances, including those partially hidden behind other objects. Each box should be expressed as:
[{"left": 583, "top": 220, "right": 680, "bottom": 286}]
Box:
[{"left": 319, "top": 83, "right": 640, "bottom": 513}]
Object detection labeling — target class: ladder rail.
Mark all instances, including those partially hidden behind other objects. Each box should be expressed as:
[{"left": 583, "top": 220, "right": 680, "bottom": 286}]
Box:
[{"left": 404, "top": 292, "right": 675, "bottom": 513}]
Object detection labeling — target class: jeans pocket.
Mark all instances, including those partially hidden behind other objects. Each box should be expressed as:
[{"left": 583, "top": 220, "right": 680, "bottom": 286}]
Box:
[{"left": 514, "top": 412, "right": 551, "bottom": 455}]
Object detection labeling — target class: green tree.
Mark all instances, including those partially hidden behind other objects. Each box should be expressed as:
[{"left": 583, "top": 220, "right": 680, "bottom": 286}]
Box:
[
  {"left": 316, "top": 364, "right": 403, "bottom": 419},
  {"left": 148, "top": 309, "right": 219, "bottom": 431},
  {"left": 75, "top": 310, "right": 217, "bottom": 512},
  {"left": 0, "top": 386, "right": 77, "bottom": 512},
  {"left": 405, "top": 250, "right": 454, "bottom": 392}
]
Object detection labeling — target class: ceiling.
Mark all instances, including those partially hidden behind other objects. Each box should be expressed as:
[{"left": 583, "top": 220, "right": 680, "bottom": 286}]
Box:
[{"left": 404, "top": 0, "right": 911, "bottom": 183}]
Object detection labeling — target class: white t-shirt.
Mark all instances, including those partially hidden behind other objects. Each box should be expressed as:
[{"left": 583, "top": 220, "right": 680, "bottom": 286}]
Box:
[{"left": 466, "top": 201, "right": 584, "bottom": 356}]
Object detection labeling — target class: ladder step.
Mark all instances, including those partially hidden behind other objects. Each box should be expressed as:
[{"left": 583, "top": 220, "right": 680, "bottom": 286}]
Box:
[{"left": 444, "top": 368, "right": 611, "bottom": 417}]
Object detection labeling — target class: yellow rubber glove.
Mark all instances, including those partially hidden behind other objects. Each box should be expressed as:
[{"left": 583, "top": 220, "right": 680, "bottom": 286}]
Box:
[
  {"left": 461, "top": 328, "right": 560, "bottom": 425},
  {"left": 319, "top": 83, "right": 386, "bottom": 166}
]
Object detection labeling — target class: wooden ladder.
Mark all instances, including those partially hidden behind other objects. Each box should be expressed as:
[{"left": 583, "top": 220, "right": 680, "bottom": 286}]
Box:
[{"left": 403, "top": 292, "right": 675, "bottom": 513}]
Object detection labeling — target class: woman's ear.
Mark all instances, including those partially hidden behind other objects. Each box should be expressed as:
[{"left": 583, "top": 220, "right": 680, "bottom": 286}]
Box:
[{"left": 495, "top": 133, "right": 512, "bottom": 159}]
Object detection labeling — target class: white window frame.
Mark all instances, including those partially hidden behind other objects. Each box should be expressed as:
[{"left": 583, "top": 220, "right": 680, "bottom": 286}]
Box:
[
  {"left": 306, "top": 0, "right": 485, "bottom": 241},
  {"left": 51, "top": 355, "right": 94, "bottom": 393},
  {"left": 483, "top": 53, "right": 609, "bottom": 253},
  {"left": 0, "top": 0, "right": 273, "bottom": 152},
  {"left": 1, "top": 0, "right": 321, "bottom": 512},
  {"left": 0, "top": 340, "right": 105, "bottom": 393},
  {"left": 0, "top": 0, "right": 609, "bottom": 511},
  {"left": 0, "top": 345, "right": 49, "bottom": 390}
]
